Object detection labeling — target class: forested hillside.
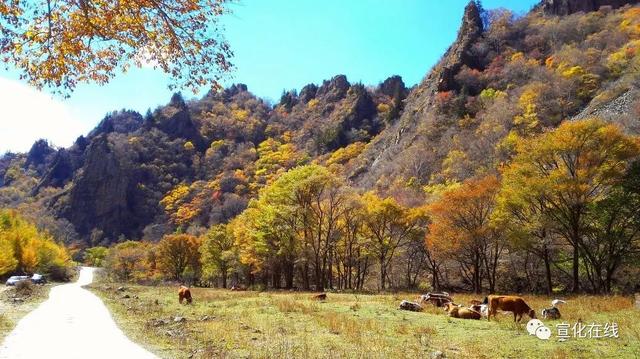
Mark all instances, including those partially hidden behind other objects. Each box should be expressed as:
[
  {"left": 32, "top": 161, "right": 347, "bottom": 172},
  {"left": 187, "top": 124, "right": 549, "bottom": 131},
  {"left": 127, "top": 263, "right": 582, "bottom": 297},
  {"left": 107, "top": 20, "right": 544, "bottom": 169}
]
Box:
[{"left": 2, "top": 0, "right": 640, "bottom": 294}]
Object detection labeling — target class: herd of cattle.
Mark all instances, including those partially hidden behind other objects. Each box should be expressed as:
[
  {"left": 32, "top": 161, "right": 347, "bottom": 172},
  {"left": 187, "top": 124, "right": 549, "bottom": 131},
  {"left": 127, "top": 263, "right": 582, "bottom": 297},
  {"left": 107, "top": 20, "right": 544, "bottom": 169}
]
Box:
[
  {"left": 176, "top": 286, "right": 565, "bottom": 323},
  {"left": 400, "top": 292, "right": 566, "bottom": 322}
]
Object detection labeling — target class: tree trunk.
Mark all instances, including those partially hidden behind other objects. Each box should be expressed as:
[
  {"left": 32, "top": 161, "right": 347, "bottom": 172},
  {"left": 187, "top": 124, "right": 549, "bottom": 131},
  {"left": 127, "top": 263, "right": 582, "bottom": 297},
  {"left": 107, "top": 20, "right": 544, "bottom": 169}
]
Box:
[
  {"left": 379, "top": 255, "right": 386, "bottom": 290},
  {"left": 221, "top": 267, "right": 228, "bottom": 289},
  {"left": 572, "top": 245, "right": 580, "bottom": 293},
  {"left": 543, "top": 247, "right": 552, "bottom": 295},
  {"left": 285, "top": 261, "right": 294, "bottom": 289}
]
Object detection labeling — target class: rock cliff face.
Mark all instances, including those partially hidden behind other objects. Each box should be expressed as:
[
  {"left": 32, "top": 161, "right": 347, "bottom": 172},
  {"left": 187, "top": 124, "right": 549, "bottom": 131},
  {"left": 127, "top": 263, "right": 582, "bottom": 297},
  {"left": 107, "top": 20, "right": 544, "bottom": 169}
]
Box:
[
  {"left": 349, "top": 1, "right": 484, "bottom": 186},
  {"left": 539, "top": 0, "right": 640, "bottom": 15},
  {"left": 57, "top": 135, "right": 139, "bottom": 239},
  {"left": 24, "top": 139, "right": 55, "bottom": 173},
  {"left": 434, "top": 1, "right": 484, "bottom": 92}
]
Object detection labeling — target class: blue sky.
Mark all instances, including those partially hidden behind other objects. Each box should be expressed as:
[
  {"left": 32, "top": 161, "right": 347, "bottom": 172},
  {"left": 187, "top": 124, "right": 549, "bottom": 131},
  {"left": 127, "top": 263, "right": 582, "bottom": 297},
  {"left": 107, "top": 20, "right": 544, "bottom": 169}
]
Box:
[{"left": 0, "top": 0, "right": 538, "bottom": 153}]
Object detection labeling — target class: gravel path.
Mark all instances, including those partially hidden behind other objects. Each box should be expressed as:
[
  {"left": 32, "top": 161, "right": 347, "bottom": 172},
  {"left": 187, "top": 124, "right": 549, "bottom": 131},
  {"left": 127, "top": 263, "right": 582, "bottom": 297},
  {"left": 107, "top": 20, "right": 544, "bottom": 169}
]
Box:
[{"left": 0, "top": 267, "right": 157, "bottom": 359}]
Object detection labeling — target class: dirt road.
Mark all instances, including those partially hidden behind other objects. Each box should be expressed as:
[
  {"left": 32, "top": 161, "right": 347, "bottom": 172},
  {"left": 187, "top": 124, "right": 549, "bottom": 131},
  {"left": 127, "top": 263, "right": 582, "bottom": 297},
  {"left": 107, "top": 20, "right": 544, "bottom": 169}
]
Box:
[{"left": 0, "top": 267, "right": 157, "bottom": 359}]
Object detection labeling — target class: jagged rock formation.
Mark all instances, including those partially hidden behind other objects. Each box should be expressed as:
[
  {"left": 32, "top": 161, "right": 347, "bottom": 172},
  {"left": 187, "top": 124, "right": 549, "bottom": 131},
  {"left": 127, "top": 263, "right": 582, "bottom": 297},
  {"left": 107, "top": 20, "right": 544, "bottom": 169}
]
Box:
[
  {"left": 349, "top": 1, "right": 485, "bottom": 186},
  {"left": 434, "top": 1, "right": 484, "bottom": 92},
  {"left": 539, "top": 0, "right": 640, "bottom": 15},
  {"left": 316, "top": 75, "right": 350, "bottom": 102},
  {"left": 24, "top": 139, "right": 55, "bottom": 174},
  {"left": 271, "top": 74, "right": 402, "bottom": 154},
  {"left": 378, "top": 75, "right": 408, "bottom": 99}
]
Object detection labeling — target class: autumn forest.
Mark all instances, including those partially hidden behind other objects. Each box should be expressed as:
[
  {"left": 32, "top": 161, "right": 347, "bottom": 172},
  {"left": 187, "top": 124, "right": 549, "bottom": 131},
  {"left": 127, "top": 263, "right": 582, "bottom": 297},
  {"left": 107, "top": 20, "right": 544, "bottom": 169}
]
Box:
[{"left": 2, "top": 1, "right": 640, "bottom": 296}]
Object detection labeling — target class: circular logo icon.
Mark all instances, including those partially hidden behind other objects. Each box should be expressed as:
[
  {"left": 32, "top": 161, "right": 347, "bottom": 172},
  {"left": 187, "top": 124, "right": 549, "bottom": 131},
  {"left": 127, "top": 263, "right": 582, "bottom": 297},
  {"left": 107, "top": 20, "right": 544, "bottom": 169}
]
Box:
[
  {"left": 527, "top": 319, "right": 544, "bottom": 335},
  {"left": 535, "top": 326, "right": 552, "bottom": 340}
]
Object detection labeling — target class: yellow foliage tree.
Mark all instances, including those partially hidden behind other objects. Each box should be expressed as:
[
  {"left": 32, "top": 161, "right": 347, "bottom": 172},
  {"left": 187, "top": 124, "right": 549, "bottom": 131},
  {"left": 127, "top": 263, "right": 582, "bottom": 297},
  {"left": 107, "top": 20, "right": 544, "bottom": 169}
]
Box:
[
  {"left": 513, "top": 86, "right": 540, "bottom": 134},
  {"left": 0, "top": 0, "right": 232, "bottom": 94},
  {"left": 0, "top": 210, "right": 71, "bottom": 278},
  {"left": 157, "top": 234, "right": 202, "bottom": 281}
]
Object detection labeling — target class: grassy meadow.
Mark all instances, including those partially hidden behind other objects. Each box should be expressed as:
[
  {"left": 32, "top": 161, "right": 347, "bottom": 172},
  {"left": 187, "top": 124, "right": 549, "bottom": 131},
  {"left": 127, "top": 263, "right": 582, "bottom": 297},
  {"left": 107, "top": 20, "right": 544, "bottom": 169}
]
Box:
[{"left": 89, "top": 278, "right": 640, "bottom": 358}]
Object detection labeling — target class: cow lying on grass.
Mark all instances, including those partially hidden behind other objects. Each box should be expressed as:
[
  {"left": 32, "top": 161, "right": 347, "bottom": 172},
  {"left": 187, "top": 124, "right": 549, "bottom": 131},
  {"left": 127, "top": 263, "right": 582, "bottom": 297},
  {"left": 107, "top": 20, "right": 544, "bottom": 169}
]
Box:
[
  {"left": 399, "top": 300, "right": 423, "bottom": 312},
  {"left": 542, "top": 299, "right": 566, "bottom": 319},
  {"left": 178, "top": 286, "right": 192, "bottom": 304},
  {"left": 486, "top": 295, "right": 535, "bottom": 322},
  {"left": 444, "top": 302, "right": 481, "bottom": 320},
  {"left": 418, "top": 292, "right": 452, "bottom": 308}
]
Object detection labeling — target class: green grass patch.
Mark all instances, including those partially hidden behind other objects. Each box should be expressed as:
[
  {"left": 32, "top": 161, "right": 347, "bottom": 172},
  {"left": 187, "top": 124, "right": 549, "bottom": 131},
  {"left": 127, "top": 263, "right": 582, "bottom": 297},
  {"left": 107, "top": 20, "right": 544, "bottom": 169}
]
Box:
[{"left": 89, "top": 277, "right": 640, "bottom": 359}]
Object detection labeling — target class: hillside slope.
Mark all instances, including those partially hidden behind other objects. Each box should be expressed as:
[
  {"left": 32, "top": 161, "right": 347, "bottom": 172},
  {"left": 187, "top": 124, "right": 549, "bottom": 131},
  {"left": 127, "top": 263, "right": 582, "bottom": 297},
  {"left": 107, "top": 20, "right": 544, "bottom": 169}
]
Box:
[
  {"left": 1, "top": 0, "right": 640, "bottom": 246},
  {"left": 350, "top": 0, "right": 640, "bottom": 192}
]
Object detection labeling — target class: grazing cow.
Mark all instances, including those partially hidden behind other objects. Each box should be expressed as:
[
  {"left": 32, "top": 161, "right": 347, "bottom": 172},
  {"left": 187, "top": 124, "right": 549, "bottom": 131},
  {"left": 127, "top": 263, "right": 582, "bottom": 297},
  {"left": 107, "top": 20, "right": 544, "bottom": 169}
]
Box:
[
  {"left": 542, "top": 299, "right": 566, "bottom": 320},
  {"left": 487, "top": 295, "right": 535, "bottom": 322},
  {"left": 444, "top": 302, "right": 481, "bottom": 320},
  {"left": 178, "top": 286, "right": 192, "bottom": 304}
]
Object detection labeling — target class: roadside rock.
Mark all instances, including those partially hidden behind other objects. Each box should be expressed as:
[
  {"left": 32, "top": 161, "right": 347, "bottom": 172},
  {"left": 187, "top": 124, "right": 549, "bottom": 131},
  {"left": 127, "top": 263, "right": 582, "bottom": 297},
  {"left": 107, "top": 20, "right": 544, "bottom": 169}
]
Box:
[{"left": 150, "top": 318, "right": 169, "bottom": 327}]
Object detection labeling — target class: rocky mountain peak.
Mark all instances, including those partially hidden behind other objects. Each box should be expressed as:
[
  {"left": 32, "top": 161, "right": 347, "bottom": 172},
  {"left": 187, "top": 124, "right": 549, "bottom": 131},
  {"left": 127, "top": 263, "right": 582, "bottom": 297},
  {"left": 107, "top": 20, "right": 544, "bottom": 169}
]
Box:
[
  {"left": 460, "top": 1, "right": 484, "bottom": 43},
  {"left": 431, "top": 1, "right": 484, "bottom": 92},
  {"left": 24, "top": 139, "right": 55, "bottom": 170},
  {"left": 539, "top": 0, "right": 639, "bottom": 16},
  {"left": 377, "top": 75, "right": 407, "bottom": 99},
  {"left": 317, "top": 75, "right": 350, "bottom": 102}
]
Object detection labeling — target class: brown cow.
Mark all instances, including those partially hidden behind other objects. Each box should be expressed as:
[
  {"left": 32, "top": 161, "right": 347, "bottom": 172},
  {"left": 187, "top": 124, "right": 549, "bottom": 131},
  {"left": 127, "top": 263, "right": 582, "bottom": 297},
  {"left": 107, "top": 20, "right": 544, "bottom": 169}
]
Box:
[
  {"left": 444, "top": 303, "right": 481, "bottom": 320},
  {"left": 178, "top": 286, "right": 192, "bottom": 304},
  {"left": 312, "top": 293, "right": 327, "bottom": 301},
  {"left": 487, "top": 295, "right": 535, "bottom": 322}
]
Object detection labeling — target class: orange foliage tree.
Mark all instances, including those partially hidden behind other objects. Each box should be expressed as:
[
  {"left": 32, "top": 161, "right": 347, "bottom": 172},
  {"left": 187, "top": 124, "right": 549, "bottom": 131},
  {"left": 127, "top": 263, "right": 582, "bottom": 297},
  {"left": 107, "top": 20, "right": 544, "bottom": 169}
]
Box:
[{"left": 426, "top": 175, "right": 505, "bottom": 293}]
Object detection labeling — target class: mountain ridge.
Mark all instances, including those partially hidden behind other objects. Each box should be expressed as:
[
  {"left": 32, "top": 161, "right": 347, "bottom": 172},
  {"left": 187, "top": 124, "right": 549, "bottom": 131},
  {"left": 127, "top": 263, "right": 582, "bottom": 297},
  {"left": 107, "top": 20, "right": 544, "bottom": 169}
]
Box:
[{"left": 2, "top": 0, "right": 640, "bottom": 245}]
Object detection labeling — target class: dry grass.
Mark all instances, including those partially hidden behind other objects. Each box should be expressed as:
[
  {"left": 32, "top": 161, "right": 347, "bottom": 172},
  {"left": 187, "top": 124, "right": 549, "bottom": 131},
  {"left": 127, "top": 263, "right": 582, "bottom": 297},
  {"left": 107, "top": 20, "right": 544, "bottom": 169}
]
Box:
[
  {"left": 0, "top": 283, "right": 52, "bottom": 342},
  {"left": 89, "top": 278, "right": 640, "bottom": 359}
]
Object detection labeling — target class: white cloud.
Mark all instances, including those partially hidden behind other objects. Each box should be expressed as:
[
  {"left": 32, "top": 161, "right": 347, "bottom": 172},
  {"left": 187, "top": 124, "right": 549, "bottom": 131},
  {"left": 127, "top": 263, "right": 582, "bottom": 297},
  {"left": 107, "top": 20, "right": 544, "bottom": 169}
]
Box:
[{"left": 0, "top": 77, "right": 90, "bottom": 154}]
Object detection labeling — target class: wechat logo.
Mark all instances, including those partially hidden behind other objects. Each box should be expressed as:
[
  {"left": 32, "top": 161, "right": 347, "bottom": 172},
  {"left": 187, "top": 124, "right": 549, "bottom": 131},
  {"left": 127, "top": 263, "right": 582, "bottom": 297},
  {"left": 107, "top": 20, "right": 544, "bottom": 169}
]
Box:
[{"left": 527, "top": 319, "right": 552, "bottom": 340}]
